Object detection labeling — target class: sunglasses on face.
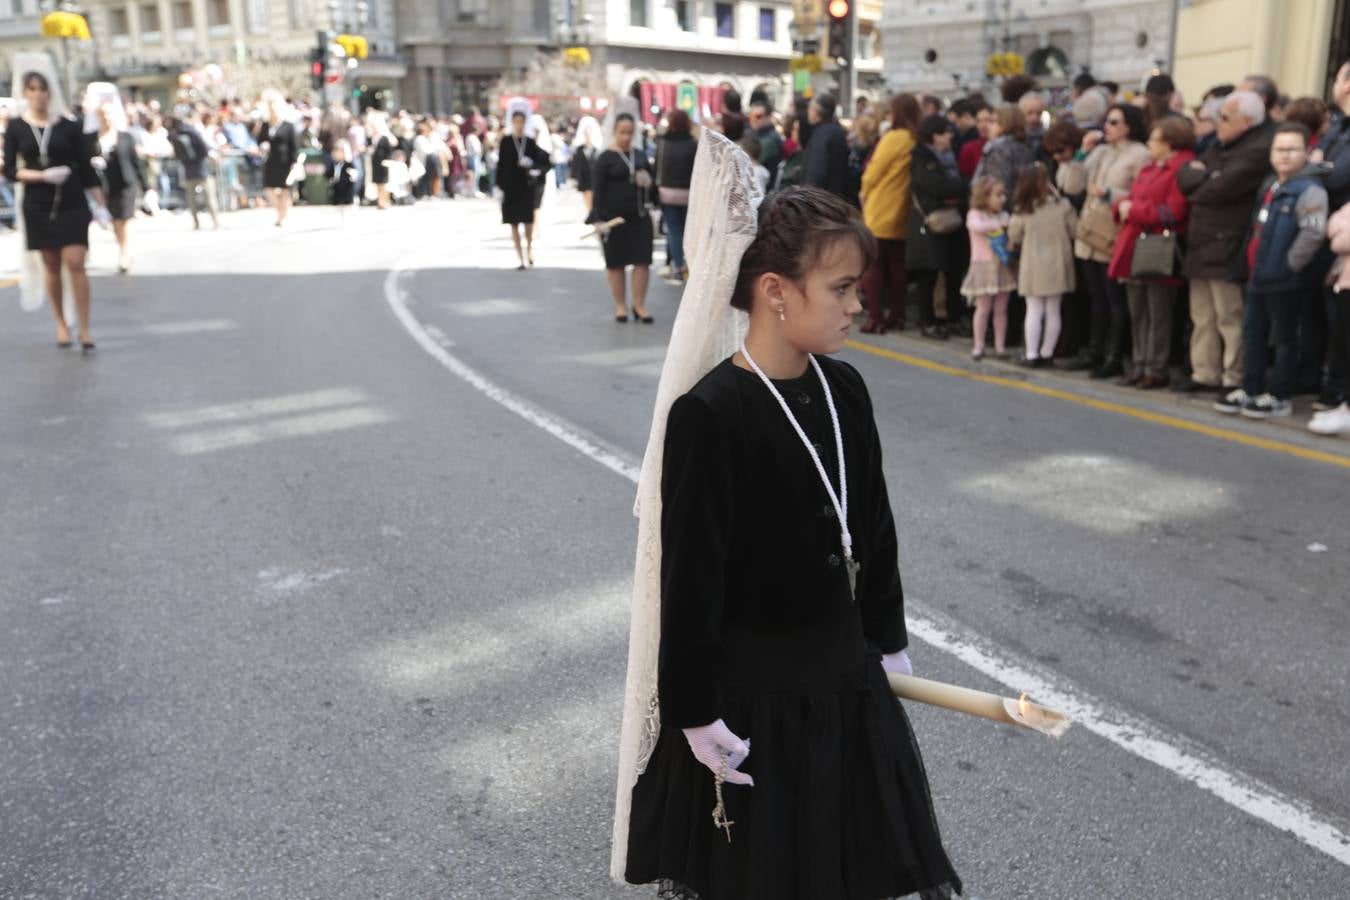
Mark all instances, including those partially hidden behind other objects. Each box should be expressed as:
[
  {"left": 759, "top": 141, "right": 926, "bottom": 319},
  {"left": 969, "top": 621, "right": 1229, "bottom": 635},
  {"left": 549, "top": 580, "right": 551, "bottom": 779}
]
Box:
[{"left": 1106, "top": 117, "right": 1124, "bottom": 126}]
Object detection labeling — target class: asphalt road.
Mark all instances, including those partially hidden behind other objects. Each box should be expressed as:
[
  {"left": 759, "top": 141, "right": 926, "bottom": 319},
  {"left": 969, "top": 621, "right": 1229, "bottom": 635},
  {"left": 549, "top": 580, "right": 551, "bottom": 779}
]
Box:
[{"left": 1, "top": 194, "right": 1347, "bottom": 900}]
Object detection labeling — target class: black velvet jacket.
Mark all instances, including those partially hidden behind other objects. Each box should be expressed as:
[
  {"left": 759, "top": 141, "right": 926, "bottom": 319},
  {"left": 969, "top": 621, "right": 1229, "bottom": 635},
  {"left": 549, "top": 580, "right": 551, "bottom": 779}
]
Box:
[{"left": 657, "top": 356, "right": 908, "bottom": 729}]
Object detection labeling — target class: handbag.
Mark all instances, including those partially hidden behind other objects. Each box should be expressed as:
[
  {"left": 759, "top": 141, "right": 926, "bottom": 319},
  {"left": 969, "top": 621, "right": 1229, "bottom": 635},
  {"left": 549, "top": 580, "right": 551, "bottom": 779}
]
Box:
[
  {"left": 1130, "top": 229, "right": 1182, "bottom": 279},
  {"left": 285, "top": 158, "right": 305, "bottom": 186},
  {"left": 912, "top": 196, "right": 963, "bottom": 235},
  {"left": 1074, "top": 200, "right": 1117, "bottom": 255}
]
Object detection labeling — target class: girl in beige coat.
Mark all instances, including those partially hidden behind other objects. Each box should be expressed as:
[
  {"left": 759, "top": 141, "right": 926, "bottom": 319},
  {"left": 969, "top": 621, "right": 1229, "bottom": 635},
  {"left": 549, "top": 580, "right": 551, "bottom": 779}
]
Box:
[
  {"left": 1059, "top": 104, "right": 1150, "bottom": 377},
  {"left": 1009, "top": 164, "right": 1078, "bottom": 366}
]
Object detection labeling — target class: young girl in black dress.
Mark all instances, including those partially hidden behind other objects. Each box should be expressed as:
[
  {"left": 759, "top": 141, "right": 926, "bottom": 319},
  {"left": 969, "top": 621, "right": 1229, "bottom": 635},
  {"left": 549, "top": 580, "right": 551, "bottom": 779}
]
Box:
[{"left": 613, "top": 129, "right": 961, "bottom": 899}]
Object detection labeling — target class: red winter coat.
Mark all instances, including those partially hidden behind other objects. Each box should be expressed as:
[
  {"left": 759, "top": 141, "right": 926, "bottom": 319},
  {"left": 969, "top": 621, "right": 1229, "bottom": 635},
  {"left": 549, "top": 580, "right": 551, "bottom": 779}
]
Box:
[{"left": 1108, "top": 149, "right": 1195, "bottom": 283}]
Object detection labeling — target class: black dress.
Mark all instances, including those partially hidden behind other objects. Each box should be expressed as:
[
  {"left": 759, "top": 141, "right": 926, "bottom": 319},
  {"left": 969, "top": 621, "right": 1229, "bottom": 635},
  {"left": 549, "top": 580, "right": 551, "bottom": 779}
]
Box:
[
  {"left": 591, "top": 148, "right": 654, "bottom": 269},
  {"left": 3, "top": 115, "right": 98, "bottom": 250},
  {"left": 370, "top": 135, "right": 393, "bottom": 186},
  {"left": 625, "top": 357, "right": 961, "bottom": 900},
  {"left": 262, "top": 121, "right": 298, "bottom": 190},
  {"left": 98, "top": 131, "right": 146, "bottom": 221},
  {"left": 572, "top": 146, "right": 595, "bottom": 192},
  {"left": 497, "top": 135, "right": 549, "bottom": 226}
]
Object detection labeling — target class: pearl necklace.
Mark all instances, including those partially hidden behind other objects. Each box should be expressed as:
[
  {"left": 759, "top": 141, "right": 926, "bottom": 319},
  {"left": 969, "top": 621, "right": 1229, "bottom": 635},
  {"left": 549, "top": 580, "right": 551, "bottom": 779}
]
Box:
[{"left": 739, "top": 342, "right": 859, "bottom": 598}]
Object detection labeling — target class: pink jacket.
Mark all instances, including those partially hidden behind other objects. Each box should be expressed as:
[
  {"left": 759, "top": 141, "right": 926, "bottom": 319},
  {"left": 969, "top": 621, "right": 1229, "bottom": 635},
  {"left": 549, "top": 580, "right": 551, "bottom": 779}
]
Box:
[
  {"left": 967, "top": 209, "right": 1009, "bottom": 263},
  {"left": 1329, "top": 200, "right": 1350, "bottom": 293}
]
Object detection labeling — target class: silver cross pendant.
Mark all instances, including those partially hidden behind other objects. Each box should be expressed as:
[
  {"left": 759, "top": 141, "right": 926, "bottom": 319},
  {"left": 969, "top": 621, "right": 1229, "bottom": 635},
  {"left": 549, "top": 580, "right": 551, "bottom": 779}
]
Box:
[{"left": 846, "top": 555, "right": 860, "bottom": 602}]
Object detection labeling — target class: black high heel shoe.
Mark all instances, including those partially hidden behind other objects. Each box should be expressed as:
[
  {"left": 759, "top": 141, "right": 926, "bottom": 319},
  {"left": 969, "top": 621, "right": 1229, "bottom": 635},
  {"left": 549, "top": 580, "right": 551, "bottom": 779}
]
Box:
[{"left": 633, "top": 310, "right": 654, "bottom": 324}]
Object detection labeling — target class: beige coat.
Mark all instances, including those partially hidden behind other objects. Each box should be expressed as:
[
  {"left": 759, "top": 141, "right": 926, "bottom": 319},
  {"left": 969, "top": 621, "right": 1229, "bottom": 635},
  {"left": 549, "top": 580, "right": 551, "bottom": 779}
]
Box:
[
  {"left": 1009, "top": 196, "right": 1078, "bottom": 297},
  {"left": 1061, "top": 140, "right": 1150, "bottom": 262}
]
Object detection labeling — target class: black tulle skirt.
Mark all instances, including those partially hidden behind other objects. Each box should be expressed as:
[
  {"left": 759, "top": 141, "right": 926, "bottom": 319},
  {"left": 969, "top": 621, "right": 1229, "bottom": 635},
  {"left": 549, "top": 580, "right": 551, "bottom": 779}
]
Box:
[{"left": 625, "top": 607, "right": 962, "bottom": 899}]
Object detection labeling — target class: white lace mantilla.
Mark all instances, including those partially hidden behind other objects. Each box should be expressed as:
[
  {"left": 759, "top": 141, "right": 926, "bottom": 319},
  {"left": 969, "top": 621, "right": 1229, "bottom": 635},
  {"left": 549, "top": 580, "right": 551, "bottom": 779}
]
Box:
[{"left": 610, "top": 129, "right": 762, "bottom": 881}]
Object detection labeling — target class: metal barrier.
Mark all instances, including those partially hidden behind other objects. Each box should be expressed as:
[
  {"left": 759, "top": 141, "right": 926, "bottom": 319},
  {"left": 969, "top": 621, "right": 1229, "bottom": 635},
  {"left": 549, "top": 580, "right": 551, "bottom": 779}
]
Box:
[{"left": 147, "top": 151, "right": 269, "bottom": 213}]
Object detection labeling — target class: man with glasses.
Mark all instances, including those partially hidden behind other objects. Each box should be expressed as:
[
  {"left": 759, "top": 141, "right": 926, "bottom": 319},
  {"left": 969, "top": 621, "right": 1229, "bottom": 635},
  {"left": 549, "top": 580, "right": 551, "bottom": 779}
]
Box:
[
  {"left": 747, "top": 102, "right": 782, "bottom": 189},
  {"left": 1174, "top": 90, "right": 1274, "bottom": 397}
]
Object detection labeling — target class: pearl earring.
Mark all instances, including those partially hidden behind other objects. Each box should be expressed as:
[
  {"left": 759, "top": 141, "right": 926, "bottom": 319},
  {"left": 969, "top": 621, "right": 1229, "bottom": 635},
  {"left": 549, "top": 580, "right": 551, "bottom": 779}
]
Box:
[{"left": 777, "top": 307, "right": 786, "bottom": 322}]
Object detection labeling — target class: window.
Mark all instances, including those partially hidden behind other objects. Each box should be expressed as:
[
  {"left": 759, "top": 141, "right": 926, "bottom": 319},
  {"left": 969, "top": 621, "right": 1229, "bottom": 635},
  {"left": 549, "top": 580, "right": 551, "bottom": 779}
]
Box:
[
  {"left": 675, "top": 0, "right": 693, "bottom": 31},
  {"left": 172, "top": 0, "right": 192, "bottom": 29},
  {"left": 207, "top": 0, "right": 229, "bottom": 26},
  {"left": 630, "top": 0, "right": 646, "bottom": 28},
  {"left": 245, "top": 0, "right": 267, "bottom": 34},
  {"left": 140, "top": 2, "right": 161, "bottom": 37},
  {"left": 758, "top": 6, "right": 774, "bottom": 41},
  {"left": 110, "top": 7, "right": 130, "bottom": 35},
  {"left": 715, "top": 2, "right": 733, "bottom": 38}
]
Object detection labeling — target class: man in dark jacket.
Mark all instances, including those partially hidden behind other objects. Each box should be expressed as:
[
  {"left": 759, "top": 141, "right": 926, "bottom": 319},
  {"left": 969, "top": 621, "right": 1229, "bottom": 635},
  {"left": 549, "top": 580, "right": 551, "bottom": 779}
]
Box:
[
  {"left": 169, "top": 115, "right": 219, "bottom": 230},
  {"left": 1173, "top": 90, "right": 1273, "bottom": 394},
  {"left": 748, "top": 102, "right": 782, "bottom": 187},
  {"left": 804, "top": 93, "right": 849, "bottom": 199}
]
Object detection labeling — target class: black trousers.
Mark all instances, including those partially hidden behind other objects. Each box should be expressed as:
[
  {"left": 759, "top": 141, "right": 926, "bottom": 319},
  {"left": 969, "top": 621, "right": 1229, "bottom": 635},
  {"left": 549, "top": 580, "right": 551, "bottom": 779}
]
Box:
[
  {"left": 912, "top": 268, "right": 965, "bottom": 327},
  {"left": 1330, "top": 287, "right": 1350, "bottom": 400},
  {"left": 1082, "top": 259, "right": 1129, "bottom": 363}
]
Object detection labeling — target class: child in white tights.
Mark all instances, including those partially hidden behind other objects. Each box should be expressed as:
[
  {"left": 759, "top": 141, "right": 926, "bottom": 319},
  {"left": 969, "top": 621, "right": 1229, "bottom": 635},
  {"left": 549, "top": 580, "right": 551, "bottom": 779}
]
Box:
[
  {"left": 960, "top": 176, "right": 1016, "bottom": 359},
  {"left": 1008, "top": 163, "right": 1077, "bottom": 368}
]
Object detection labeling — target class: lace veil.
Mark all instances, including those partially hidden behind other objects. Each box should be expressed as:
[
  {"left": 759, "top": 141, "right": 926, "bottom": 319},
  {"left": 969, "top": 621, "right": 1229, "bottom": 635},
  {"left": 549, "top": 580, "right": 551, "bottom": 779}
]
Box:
[{"left": 610, "top": 128, "right": 762, "bottom": 881}]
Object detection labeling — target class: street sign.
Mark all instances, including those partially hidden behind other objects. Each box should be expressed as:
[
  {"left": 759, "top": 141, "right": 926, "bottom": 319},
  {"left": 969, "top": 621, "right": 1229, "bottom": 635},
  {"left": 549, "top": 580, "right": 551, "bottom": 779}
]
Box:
[
  {"left": 790, "top": 54, "right": 822, "bottom": 73},
  {"left": 324, "top": 71, "right": 342, "bottom": 87},
  {"left": 793, "top": 69, "right": 811, "bottom": 93}
]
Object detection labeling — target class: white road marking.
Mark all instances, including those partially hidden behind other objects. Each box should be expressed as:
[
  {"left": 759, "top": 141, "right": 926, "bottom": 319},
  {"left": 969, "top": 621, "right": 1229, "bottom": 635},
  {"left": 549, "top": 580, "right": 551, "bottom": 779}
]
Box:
[
  {"left": 383, "top": 266, "right": 641, "bottom": 484},
  {"left": 384, "top": 252, "right": 1350, "bottom": 869},
  {"left": 170, "top": 406, "right": 390, "bottom": 456},
  {"left": 144, "top": 387, "right": 369, "bottom": 429}
]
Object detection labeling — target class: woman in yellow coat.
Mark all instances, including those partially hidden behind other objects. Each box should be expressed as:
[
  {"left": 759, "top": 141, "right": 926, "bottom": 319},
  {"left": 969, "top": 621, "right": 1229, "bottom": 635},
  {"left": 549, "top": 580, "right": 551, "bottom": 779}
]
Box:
[{"left": 859, "top": 94, "right": 921, "bottom": 333}]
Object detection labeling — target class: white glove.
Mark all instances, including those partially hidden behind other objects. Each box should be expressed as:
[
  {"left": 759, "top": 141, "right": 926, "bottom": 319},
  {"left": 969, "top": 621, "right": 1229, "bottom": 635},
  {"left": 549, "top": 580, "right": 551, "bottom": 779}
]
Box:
[
  {"left": 92, "top": 206, "right": 112, "bottom": 227},
  {"left": 90, "top": 156, "right": 108, "bottom": 171},
  {"left": 41, "top": 165, "right": 72, "bottom": 185},
  {"left": 682, "top": 719, "right": 753, "bottom": 786},
  {"left": 881, "top": 649, "right": 913, "bottom": 677}
]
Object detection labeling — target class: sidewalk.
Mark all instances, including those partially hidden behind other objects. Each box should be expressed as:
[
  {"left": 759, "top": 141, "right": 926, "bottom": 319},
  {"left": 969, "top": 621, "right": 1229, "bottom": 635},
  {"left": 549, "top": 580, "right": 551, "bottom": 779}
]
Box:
[{"left": 852, "top": 324, "right": 1350, "bottom": 449}]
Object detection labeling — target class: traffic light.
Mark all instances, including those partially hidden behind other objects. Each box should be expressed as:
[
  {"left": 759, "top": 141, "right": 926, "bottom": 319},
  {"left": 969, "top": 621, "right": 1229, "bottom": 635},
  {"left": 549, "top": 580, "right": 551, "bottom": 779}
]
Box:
[
  {"left": 827, "top": 0, "right": 852, "bottom": 67},
  {"left": 310, "top": 45, "right": 325, "bottom": 92}
]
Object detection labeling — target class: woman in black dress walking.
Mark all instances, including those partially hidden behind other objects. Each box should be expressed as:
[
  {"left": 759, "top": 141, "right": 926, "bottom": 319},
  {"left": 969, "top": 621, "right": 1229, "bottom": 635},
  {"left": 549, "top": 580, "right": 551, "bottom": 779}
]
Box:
[
  {"left": 612, "top": 130, "right": 962, "bottom": 899},
  {"left": 369, "top": 115, "right": 395, "bottom": 209},
  {"left": 496, "top": 109, "right": 550, "bottom": 269},
  {"left": 4, "top": 70, "right": 109, "bottom": 350},
  {"left": 93, "top": 101, "right": 145, "bottom": 273},
  {"left": 590, "top": 113, "right": 654, "bottom": 322},
  {"left": 261, "top": 99, "right": 298, "bottom": 227}
]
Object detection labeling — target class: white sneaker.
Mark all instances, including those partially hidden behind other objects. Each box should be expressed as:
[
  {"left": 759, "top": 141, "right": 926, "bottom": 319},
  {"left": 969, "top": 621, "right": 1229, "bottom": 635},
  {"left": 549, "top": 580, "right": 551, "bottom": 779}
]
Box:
[{"left": 1308, "top": 402, "right": 1350, "bottom": 436}]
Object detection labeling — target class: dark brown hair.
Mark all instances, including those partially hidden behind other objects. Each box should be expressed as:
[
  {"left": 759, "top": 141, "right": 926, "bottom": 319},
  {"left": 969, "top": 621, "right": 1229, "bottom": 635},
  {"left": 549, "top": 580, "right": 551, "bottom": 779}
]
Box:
[
  {"left": 889, "top": 93, "right": 921, "bottom": 137},
  {"left": 1042, "top": 119, "right": 1084, "bottom": 156},
  {"left": 730, "top": 186, "right": 877, "bottom": 311},
  {"left": 21, "top": 71, "right": 49, "bottom": 93},
  {"left": 1284, "top": 97, "right": 1328, "bottom": 135},
  {"left": 1151, "top": 116, "right": 1195, "bottom": 151},
  {"left": 1012, "top": 163, "right": 1052, "bottom": 214},
  {"left": 666, "top": 108, "right": 692, "bottom": 135},
  {"left": 1274, "top": 120, "right": 1312, "bottom": 147}
]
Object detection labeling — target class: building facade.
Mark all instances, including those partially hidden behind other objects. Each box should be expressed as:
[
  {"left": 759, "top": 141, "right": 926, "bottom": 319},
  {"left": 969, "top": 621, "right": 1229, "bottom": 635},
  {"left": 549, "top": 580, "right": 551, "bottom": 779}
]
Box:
[
  {"left": 400, "top": 0, "right": 794, "bottom": 117},
  {"left": 0, "top": 0, "right": 405, "bottom": 107},
  {"left": 1173, "top": 0, "right": 1339, "bottom": 105},
  {"left": 879, "top": 0, "right": 1175, "bottom": 99}
]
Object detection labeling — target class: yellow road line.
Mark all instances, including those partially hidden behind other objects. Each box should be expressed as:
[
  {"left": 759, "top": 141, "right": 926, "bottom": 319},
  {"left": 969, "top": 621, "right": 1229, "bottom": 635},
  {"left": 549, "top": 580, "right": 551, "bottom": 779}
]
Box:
[
  {"left": 0, "top": 277, "right": 18, "bottom": 290},
  {"left": 845, "top": 339, "right": 1350, "bottom": 471}
]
